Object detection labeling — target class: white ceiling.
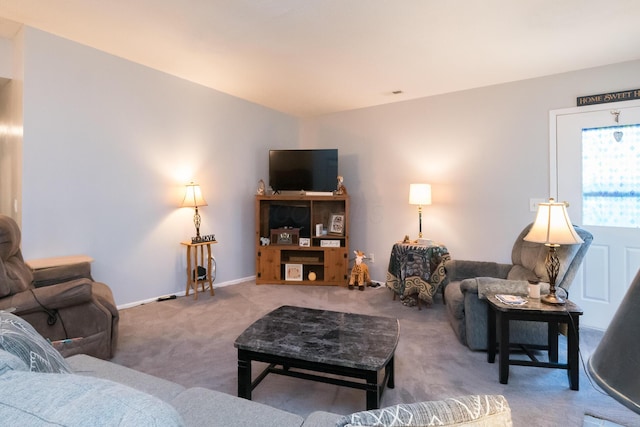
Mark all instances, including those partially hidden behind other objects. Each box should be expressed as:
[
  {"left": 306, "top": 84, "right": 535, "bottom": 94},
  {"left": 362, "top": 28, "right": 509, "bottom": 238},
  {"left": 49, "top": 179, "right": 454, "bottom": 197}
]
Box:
[{"left": 0, "top": 1, "right": 639, "bottom": 117}]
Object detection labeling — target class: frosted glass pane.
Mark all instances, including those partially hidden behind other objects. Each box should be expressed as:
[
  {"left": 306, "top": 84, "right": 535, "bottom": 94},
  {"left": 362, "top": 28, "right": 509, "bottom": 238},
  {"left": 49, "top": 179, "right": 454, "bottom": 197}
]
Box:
[{"left": 582, "top": 124, "right": 640, "bottom": 227}]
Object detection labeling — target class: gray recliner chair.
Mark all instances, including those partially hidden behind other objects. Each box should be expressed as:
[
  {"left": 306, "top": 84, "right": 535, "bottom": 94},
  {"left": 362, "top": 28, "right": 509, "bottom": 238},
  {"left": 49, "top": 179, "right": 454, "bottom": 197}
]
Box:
[
  {"left": 444, "top": 222, "right": 593, "bottom": 350},
  {"left": 0, "top": 215, "right": 118, "bottom": 359}
]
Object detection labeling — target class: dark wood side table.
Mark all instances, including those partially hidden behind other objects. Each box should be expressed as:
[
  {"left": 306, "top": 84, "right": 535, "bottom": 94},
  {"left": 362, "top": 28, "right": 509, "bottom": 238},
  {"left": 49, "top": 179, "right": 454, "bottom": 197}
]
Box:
[{"left": 486, "top": 294, "right": 583, "bottom": 390}]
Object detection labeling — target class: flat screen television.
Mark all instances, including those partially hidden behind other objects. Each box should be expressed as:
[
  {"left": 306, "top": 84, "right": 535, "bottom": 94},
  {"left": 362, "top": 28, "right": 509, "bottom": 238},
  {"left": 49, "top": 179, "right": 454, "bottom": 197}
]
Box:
[{"left": 269, "top": 149, "right": 338, "bottom": 193}]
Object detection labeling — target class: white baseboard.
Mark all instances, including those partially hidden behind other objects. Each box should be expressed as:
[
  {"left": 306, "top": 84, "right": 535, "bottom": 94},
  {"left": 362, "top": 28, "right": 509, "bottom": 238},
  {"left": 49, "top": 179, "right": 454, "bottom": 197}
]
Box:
[{"left": 117, "top": 276, "right": 256, "bottom": 310}]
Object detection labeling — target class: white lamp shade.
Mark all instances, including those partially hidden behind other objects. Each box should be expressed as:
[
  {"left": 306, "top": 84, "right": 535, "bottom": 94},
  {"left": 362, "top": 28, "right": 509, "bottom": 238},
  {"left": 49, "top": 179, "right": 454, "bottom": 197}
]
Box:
[
  {"left": 409, "top": 184, "right": 432, "bottom": 206},
  {"left": 181, "top": 182, "right": 208, "bottom": 208},
  {"left": 524, "top": 199, "right": 583, "bottom": 245}
]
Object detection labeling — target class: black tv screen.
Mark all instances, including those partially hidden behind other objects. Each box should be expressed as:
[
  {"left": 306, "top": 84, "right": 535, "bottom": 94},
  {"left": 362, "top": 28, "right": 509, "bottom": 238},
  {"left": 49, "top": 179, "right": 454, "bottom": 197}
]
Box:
[{"left": 269, "top": 149, "right": 338, "bottom": 192}]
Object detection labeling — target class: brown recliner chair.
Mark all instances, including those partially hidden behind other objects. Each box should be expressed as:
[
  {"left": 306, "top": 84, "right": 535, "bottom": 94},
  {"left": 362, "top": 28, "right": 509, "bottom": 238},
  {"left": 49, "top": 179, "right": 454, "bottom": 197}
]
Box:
[{"left": 0, "top": 215, "right": 118, "bottom": 360}]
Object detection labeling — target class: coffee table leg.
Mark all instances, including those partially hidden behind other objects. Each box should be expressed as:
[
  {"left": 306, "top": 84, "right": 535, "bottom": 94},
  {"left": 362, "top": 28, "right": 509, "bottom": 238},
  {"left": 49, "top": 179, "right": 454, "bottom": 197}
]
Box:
[
  {"left": 365, "top": 370, "right": 380, "bottom": 410},
  {"left": 237, "top": 350, "right": 252, "bottom": 399},
  {"left": 386, "top": 356, "right": 395, "bottom": 389},
  {"left": 497, "top": 311, "right": 509, "bottom": 384}
]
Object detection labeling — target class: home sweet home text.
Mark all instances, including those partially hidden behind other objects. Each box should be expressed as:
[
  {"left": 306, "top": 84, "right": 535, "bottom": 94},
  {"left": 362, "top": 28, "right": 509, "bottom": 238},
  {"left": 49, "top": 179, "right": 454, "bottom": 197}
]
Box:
[{"left": 577, "top": 89, "right": 640, "bottom": 106}]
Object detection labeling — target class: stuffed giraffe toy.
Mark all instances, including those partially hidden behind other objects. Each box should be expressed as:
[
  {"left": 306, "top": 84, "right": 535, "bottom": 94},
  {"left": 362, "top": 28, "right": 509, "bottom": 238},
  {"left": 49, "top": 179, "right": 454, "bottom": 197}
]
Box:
[{"left": 349, "top": 250, "right": 371, "bottom": 291}]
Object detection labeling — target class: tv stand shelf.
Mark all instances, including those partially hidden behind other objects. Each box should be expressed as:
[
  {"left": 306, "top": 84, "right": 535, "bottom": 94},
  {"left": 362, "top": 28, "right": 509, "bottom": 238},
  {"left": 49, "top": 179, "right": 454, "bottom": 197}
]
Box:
[{"left": 255, "top": 194, "right": 349, "bottom": 286}]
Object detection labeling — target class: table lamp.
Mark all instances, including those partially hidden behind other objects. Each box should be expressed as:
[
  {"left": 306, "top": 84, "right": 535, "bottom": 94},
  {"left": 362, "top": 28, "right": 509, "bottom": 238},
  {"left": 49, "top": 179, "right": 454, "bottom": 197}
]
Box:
[
  {"left": 181, "top": 182, "right": 208, "bottom": 240},
  {"left": 524, "top": 198, "right": 583, "bottom": 305},
  {"left": 409, "top": 183, "right": 432, "bottom": 239}
]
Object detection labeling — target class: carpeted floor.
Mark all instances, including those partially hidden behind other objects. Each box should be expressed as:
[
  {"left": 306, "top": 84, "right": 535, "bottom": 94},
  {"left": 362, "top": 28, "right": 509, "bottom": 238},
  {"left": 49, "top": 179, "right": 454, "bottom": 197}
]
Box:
[{"left": 110, "top": 281, "right": 640, "bottom": 427}]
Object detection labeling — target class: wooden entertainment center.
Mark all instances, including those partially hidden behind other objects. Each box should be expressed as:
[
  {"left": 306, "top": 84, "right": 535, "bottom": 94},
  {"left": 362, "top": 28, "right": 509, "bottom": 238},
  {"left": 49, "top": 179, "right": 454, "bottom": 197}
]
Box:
[{"left": 255, "top": 193, "right": 349, "bottom": 286}]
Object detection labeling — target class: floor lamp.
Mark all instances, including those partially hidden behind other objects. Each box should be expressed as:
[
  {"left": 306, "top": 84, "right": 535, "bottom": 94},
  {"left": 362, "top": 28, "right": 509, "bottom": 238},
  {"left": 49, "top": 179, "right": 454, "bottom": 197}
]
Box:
[{"left": 523, "top": 198, "right": 583, "bottom": 305}]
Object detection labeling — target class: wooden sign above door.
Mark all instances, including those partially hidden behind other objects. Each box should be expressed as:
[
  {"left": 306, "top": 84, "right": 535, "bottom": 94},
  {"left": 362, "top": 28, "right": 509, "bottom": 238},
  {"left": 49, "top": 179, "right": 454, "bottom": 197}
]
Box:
[{"left": 577, "top": 88, "right": 640, "bottom": 106}]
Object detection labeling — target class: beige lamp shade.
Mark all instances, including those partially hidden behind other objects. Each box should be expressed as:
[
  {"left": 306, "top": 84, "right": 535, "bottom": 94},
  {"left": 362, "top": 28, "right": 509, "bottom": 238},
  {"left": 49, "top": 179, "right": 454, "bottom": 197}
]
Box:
[
  {"left": 181, "top": 182, "right": 208, "bottom": 208},
  {"left": 524, "top": 198, "right": 583, "bottom": 305},
  {"left": 409, "top": 184, "right": 432, "bottom": 206},
  {"left": 524, "top": 198, "right": 583, "bottom": 245}
]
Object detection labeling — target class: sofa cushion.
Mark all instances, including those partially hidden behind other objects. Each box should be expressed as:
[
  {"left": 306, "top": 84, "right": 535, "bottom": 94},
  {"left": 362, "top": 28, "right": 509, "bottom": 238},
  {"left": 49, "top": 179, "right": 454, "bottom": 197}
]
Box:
[
  {"left": 0, "top": 310, "right": 71, "bottom": 373},
  {"left": 506, "top": 265, "right": 539, "bottom": 282},
  {"left": 0, "top": 369, "right": 185, "bottom": 426},
  {"left": 513, "top": 238, "right": 580, "bottom": 286},
  {"left": 0, "top": 349, "right": 28, "bottom": 374},
  {"left": 301, "top": 410, "right": 342, "bottom": 426},
  {"left": 444, "top": 280, "right": 465, "bottom": 320},
  {"left": 67, "top": 354, "right": 186, "bottom": 404},
  {"left": 336, "top": 395, "right": 511, "bottom": 427},
  {"left": 171, "top": 387, "right": 304, "bottom": 427}
]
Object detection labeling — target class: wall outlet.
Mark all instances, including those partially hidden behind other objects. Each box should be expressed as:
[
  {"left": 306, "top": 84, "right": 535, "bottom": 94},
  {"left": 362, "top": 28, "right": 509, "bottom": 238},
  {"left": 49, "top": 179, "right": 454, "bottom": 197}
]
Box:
[
  {"left": 529, "top": 198, "right": 546, "bottom": 213},
  {"left": 369, "top": 253, "right": 375, "bottom": 263}
]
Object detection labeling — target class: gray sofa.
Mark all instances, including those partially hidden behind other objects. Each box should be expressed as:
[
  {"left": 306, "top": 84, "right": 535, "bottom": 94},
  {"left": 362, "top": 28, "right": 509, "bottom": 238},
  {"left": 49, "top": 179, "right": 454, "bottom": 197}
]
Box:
[
  {"left": 66, "top": 353, "right": 332, "bottom": 427},
  {"left": 444, "top": 223, "right": 593, "bottom": 350},
  {"left": 0, "top": 310, "right": 512, "bottom": 426}
]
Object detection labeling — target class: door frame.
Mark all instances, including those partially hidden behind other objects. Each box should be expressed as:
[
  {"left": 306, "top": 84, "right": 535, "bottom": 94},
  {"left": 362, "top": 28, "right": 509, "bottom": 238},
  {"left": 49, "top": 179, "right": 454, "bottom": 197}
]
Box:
[
  {"left": 549, "top": 99, "right": 640, "bottom": 199},
  {"left": 549, "top": 99, "right": 640, "bottom": 330}
]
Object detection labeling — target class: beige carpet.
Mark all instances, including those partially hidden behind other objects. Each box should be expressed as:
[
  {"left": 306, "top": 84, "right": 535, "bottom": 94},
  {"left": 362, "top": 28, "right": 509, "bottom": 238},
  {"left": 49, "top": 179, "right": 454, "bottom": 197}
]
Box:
[{"left": 110, "top": 281, "right": 640, "bottom": 426}]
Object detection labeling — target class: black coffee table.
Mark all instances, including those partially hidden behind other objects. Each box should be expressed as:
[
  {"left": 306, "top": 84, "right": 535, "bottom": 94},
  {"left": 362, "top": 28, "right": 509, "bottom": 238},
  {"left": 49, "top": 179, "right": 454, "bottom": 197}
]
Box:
[{"left": 234, "top": 305, "right": 400, "bottom": 410}]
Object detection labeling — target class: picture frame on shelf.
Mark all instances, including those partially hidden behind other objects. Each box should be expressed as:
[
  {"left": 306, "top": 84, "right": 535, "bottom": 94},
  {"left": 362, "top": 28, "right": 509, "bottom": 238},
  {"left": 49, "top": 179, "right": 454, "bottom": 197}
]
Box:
[
  {"left": 299, "top": 238, "right": 310, "bottom": 247},
  {"left": 329, "top": 214, "right": 345, "bottom": 235},
  {"left": 271, "top": 227, "right": 300, "bottom": 245},
  {"left": 285, "top": 264, "right": 303, "bottom": 281}
]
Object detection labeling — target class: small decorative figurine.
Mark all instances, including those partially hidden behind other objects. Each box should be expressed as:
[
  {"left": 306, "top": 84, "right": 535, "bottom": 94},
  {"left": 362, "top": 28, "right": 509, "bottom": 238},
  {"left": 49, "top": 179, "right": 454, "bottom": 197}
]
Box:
[
  {"left": 349, "top": 250, "right": 371, "bottom": 291},
  {"left": 260, "top": 237, "right": 270, "bottom": 246},
  {"left": 257, "top": 179, "right": 265, "bottom": 195},
  {"left": 336, "top": 175, "right": 347, "bottom": 195}
]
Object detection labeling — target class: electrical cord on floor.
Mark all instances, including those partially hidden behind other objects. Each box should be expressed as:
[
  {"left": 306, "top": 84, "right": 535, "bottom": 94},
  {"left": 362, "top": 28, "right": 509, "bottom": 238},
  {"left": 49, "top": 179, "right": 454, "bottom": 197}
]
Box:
[
  {"left": 29, "top": 288, "right": 69, "bottom": 339},
  {"left": 210, "top": 255, "right": 217, "bottom": 282}
]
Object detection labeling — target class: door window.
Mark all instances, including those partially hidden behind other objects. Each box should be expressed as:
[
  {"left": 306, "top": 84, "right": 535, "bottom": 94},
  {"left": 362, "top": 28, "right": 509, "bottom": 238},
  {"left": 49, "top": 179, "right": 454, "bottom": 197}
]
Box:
[{"left": 582, "top": 124, "right": 640, "bottom": 227}]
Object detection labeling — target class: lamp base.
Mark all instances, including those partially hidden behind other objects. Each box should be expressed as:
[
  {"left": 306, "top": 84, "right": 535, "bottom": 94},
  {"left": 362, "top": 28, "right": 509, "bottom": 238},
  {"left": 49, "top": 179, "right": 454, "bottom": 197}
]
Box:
[
  {"left": 542, "top": 245, "right": 565, "bottom": 305},
  {"left": 542, "top": 293, "right": 566, "bottom": 305}
]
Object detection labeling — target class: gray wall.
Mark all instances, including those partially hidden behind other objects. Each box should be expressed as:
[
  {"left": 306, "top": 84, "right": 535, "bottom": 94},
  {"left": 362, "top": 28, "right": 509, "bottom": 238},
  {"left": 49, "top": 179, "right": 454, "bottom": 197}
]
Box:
[
  {"left": 6, "top": 25, "right": 640, "bottom": 305},
  {"left": 19, "top": 27, "right": 298, "bottom": 306},
  {"left": 300, "top": 60, "right": 640, "bottom": 281}
]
